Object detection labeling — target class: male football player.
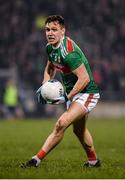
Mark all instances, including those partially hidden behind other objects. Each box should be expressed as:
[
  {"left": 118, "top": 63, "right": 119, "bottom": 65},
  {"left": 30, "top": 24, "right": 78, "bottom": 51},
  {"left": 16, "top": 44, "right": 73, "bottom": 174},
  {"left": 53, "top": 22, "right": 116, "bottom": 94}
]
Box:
[{"left": 21, "top": 15, "right": 101, "bottom": 168}]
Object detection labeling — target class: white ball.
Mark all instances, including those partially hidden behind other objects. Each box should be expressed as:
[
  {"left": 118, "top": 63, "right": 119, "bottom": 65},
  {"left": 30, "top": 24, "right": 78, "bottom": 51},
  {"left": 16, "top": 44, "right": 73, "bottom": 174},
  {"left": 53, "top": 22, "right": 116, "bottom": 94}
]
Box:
[{"left": 41, "top": 79, "right": 64, "bottom": 101}]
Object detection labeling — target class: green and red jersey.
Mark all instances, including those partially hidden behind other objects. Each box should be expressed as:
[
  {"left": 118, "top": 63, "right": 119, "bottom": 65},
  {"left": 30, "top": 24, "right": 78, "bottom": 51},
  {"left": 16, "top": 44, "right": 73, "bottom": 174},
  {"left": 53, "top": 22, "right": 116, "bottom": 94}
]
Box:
[{"left": 46, "top": 36, "right": 99, "bottom": 94}]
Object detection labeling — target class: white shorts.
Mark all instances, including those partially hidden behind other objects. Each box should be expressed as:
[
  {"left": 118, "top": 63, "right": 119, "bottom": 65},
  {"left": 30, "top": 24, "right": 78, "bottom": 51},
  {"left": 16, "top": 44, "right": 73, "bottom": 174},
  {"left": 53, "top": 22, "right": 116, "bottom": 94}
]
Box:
[{"left": 66, "top": 93, "right": 100, "bottom": 113}]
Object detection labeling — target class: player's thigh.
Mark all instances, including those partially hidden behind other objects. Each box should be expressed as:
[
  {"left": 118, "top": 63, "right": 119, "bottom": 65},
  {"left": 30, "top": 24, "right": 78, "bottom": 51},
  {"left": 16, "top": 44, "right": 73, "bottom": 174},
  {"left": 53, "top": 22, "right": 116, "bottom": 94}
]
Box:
[{"left": 57, "top": 101, "right": 87, "bottom": 129}]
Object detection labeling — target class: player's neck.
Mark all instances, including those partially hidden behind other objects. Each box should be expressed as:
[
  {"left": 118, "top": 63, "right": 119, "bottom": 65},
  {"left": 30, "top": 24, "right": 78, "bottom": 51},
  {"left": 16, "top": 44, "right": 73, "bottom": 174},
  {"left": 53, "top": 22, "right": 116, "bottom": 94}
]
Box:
[{"left": 52, "top": 36, "right": 64, "bottom": 49}]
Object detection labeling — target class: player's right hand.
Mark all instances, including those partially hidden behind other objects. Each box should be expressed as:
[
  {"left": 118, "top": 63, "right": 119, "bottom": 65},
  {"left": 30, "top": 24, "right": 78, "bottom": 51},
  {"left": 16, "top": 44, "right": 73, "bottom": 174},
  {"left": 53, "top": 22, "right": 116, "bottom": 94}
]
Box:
[{"left": 51, "top": 94, "right": 68, "bottom": 104}]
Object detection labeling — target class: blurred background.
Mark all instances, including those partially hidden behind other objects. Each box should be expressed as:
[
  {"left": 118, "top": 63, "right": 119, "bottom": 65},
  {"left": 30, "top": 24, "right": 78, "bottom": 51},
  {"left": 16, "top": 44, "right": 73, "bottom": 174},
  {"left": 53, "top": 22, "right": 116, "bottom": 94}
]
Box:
[{"left": 0, "top": 0, "right": 125, "bottom": 119}]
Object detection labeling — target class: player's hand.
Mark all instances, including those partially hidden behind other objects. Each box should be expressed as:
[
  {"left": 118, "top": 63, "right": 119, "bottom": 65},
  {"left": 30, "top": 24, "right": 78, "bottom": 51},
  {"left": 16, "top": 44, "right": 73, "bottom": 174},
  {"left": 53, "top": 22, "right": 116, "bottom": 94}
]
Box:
[
  {"left": 36, "top": 86, "right": 47, "bottom": 104},
  {"left": 51, "top": 94, "right": 68, "bottom": 105}
]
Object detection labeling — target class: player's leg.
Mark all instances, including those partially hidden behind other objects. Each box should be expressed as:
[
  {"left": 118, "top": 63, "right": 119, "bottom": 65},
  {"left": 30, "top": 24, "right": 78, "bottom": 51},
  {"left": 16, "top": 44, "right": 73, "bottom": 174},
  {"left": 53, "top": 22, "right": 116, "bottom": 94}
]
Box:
[
  {"left": 73, "top": 116, "right": 100, "bottom": 167},
  {"left": 72, "top": 93, "right": 100, "bottom": 167},
  {"left": 20, "top": 101, "right": 87, "bottom": 168},
  {"left": 36, "top": 102, "right": 86, "bottom": 157}
]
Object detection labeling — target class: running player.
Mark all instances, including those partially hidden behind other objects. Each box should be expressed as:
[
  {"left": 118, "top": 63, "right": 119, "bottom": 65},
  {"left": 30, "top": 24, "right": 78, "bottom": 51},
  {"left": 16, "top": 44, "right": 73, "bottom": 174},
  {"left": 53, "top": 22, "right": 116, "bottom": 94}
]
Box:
[{"left": 21, "top": 15, "right": 101, "bottom": 168}]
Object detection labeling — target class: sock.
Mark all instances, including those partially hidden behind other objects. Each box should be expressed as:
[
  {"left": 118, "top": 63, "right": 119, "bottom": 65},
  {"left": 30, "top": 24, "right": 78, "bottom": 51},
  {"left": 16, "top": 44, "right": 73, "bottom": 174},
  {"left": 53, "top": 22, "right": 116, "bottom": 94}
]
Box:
[
  {"left": 36, "top": 149, "right": 46, "bottom": 160},
  {"left": 86, "top": 149, "right": 97, "bottom": 161},
  {"left": 84, "top": 144, "right": 97, "bottom": 161}
]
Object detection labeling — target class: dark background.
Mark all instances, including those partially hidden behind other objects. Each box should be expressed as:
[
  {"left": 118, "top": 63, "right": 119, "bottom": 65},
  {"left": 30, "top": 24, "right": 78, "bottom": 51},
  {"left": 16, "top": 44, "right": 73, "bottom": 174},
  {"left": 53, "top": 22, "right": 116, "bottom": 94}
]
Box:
[{"left": 0, "top": 0, "right": 125, "bottom": 117}]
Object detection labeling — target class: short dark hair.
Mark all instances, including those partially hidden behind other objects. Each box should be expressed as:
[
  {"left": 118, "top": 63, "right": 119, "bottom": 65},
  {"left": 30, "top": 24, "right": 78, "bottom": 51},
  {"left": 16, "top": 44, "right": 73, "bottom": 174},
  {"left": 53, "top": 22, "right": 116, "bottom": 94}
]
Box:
[{"left": 45, "top": 15, "right": 65, "bottom": 27}]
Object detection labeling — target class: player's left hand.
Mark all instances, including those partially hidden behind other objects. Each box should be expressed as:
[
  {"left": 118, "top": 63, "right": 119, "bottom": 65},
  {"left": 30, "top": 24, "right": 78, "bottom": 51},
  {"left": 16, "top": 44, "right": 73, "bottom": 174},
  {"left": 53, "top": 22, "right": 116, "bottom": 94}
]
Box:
[{"left": 36, "top": 86, "right": 47, "bottom": 104}]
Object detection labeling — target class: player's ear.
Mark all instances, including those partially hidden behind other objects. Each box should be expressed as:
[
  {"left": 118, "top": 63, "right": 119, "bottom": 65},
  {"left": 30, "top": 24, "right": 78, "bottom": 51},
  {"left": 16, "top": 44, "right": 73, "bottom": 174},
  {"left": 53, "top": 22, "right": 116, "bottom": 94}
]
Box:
[{"left": 61, "top": 27, "right": 65, "bottom": 35}]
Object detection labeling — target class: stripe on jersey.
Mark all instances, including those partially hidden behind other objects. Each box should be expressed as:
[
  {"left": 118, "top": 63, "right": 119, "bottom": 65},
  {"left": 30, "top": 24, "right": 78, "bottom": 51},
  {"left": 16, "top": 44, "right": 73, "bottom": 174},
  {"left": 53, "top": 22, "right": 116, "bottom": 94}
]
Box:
[
  {"left": 67, "top": 37, "right": 74, "bottom": 53},
  {"left": 60, "top": 42, "right": 68, "bottom": 58}
]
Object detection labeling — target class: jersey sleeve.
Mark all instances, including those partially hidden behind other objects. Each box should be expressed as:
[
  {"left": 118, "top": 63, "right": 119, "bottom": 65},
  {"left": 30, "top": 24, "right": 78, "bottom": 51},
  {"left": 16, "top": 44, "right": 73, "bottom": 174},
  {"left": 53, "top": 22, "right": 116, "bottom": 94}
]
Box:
[{"left": 64, "top": 52, "right": 83, "bottom": 71}]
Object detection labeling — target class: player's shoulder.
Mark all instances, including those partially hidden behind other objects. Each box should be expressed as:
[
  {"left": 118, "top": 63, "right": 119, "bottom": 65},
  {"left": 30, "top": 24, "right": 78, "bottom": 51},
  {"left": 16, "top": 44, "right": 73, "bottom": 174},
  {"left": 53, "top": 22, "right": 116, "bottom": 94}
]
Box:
[
  {"left": 62, "top": 36, "right": 75, "bottom": 54},
  {"left": 62, "top": 36, "right": 82, "bottom": 58},
  {"left": 60, "top": 36, "right": 75, "bottom": 59},
  {"left": 63, "top": 36, "right": 82, "bottom": 56}
]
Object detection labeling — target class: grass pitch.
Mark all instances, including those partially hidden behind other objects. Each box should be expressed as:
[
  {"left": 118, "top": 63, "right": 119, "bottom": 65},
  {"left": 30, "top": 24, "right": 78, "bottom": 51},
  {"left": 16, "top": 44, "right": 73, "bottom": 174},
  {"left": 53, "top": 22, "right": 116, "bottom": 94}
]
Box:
[{"left": 0, "top": 117, "right": 125, "bottom": 179}]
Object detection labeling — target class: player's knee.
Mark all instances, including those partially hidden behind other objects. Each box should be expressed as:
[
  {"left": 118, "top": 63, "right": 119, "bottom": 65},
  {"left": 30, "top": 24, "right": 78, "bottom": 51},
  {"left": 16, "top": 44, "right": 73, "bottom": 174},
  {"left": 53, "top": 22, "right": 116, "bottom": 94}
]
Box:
[{"left": 55, "top": 117, "right": 68, "bottom": 134}]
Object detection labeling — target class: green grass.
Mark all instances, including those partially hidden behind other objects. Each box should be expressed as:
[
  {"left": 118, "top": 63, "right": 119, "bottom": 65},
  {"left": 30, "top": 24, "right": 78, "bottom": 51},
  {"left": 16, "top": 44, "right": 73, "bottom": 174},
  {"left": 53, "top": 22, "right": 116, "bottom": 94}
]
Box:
[{"left": 0, "top": 118, "right": 125, "bottom": 179}]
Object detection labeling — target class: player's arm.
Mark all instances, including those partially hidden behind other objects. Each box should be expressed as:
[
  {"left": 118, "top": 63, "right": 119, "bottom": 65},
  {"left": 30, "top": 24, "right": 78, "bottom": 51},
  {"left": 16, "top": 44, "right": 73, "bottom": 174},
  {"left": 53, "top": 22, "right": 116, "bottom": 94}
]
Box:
[
  {"left": 67, "top": 64, "right": 90, "bottom": 100},
  {"left": 65, "top": 52, "right": 90, "bottom": 100},
  {"left": 43, "top": 61, "right": 56, "bottom": 83}
]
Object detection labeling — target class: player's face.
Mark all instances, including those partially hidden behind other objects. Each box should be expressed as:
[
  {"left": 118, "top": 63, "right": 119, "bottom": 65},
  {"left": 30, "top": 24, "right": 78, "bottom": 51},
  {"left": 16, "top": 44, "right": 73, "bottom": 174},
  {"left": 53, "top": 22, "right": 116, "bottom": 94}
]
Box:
[{"left": 45, "top": 21, "right": 65, "bottom": 47}]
